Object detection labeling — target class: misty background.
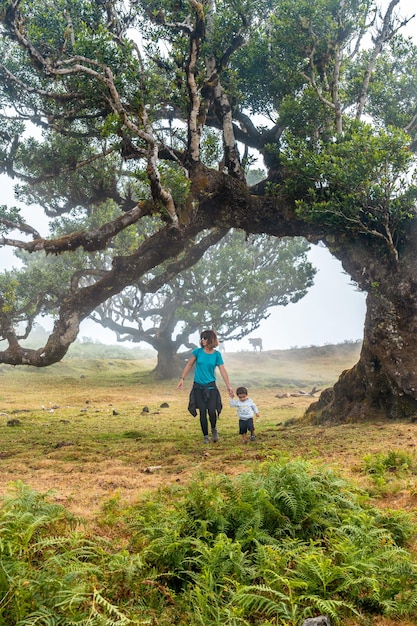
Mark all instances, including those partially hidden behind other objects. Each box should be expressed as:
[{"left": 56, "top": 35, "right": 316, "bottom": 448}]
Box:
[{"left": 0, "top": 172, "right": 366, "bottom": 351}]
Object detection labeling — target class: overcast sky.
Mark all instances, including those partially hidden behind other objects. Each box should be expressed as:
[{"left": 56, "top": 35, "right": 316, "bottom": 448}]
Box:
[
  {"left": 243, "top": 245, "right": 366, "bottom": 351},
  {"left": 0, "top": 0, "right": 415, "bottom": 351}
]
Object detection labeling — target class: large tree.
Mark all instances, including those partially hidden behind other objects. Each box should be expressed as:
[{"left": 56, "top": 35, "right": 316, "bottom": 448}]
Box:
[
  {"left": 90, "top": 231, "right": 315, "bottom": 378},
  {"left": 8, "top": 206, "right": 314, "bottom": 378},
  {"left": 0, "top": 0, "right": 416, "bottom": 422}
]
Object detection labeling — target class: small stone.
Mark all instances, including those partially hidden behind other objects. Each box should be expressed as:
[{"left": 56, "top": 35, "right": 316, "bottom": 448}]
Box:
[
  {"left": 301, "top": 617, "right": 331, "bottom": 626},
  {"left": 143, "top": 465, "right": 162, "bottom": 474},
  {"left": 6, "top": 419, "right": 21, "bottom": 427}
]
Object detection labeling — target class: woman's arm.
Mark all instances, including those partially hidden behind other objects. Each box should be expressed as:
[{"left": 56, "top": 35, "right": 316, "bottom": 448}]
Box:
[
  {"left": 218, "top": 364, "right": 234, "bottom": 397},
  {"left": 177, "top": 355, "right": 196, "bottom": 389}
]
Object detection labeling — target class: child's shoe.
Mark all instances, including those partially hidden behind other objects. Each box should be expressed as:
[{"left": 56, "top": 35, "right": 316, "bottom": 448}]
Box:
[
  {"left": 203, "top": 435, "right": 210, "bottom": 444},
  {"left": 250, "top": 434, "right": 256, "bottom": 441},
  {"left": 212, "top": 428, "right": 219, "bottom": 442}
]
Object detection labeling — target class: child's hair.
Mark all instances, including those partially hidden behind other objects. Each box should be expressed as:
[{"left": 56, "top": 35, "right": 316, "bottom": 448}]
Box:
[
  {"left": 236, "top": 386, "right": 248, "bottom": 396},
  {"left": 200, "top": 329, "right": 219, "bottom": 349}
]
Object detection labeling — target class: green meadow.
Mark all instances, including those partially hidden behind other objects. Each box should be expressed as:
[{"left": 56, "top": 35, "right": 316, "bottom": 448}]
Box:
[{"left": 1, "top": 342, "right": 417, "bottom": 625}]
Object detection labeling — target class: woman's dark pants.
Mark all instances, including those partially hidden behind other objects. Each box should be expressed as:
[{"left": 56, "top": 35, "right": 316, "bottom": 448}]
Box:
[{"left": 194, "top": 384, "right": 218, "bottom": 436}]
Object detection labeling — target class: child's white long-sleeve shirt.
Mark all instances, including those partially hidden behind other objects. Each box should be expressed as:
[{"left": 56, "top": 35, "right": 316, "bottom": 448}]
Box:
[{"left": 229, "top": 397, "right": 259, "bottom": 420}]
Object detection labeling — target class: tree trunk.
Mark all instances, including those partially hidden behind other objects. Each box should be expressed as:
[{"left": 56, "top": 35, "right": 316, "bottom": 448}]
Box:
[
  {"left": 153, "top": 344, "right": 189, "bottom": 380},
  {"left": 306, "top": 225, "right": 417, "bottom": 423}
]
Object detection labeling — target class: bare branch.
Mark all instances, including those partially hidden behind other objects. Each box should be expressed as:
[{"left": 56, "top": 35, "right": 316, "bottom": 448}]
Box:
[
  {"left": 356, "top": 0, "right": 402, "bottom": 120},
  {"left": 140, "top": 227, "right": 229, "bottom": 294},
  {"left": 0, "top": 217, "right": 41, "bottom": 239},
  {"left": 70, "top": 268, "right": 108, "bottom": 291},
  {"left": 0, "top": 65, "right": 82, "bottom": 102},
  {"left": 0, "top": 202, "right": 151, "bottom": 255}
]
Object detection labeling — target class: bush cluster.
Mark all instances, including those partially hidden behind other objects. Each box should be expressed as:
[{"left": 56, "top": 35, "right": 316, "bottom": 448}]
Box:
[{"left": 1, "top": 461, "right": 417, "bottom": 625}]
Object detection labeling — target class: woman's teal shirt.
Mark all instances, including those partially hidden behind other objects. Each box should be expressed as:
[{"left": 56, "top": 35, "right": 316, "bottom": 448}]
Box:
[{"left": 192, "top": 347, "right": 224, "bottom": 385}]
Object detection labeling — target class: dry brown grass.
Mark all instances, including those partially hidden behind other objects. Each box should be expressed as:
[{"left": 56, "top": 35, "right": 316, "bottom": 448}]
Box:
[{"left": 1, "top": 342, "right": 416, "bottom": 519}]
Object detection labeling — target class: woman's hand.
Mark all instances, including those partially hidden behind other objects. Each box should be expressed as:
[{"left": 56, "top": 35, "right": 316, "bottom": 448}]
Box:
[{"left": 177, "top": 356, "right": 195, "bottom": 390}]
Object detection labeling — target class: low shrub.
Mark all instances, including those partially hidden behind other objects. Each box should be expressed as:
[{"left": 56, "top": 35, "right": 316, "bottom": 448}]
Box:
[{"left": 1, "top": 461, "right": 417, "bottom": 625}]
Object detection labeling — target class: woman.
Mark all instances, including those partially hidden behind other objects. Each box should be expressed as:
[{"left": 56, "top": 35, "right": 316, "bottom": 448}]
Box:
[{"left": 177, "top": 329, "right": 234, "bottom": 443}]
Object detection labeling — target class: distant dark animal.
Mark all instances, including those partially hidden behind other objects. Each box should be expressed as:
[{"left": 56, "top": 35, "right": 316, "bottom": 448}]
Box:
[{"left": 248, "top": 337, "right": 263, "bottom": 351}]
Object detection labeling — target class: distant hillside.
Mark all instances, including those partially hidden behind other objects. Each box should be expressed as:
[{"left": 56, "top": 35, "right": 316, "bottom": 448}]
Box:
[
  {"left": 65, "top": 341, "right": 156, "bottom": 360},
  {"left": 62, "top": 340, "right": 361, "bottom": 389},
  {"left": 223, "top": 341, "right": 362, "bottom": 389},
  {"left": 1, "top": 337, "right": 361, "bottom": 389}
]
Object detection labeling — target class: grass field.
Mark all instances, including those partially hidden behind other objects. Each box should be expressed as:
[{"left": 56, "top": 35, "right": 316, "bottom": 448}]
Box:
[
  {"left": 1, "top": 340, "right": 416, "bottom": 518},
  {"left": 2, "top": 342, "right": 417, "bottom": 625}
]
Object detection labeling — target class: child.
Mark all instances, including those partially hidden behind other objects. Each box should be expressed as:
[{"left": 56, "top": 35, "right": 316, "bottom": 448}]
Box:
[{"left": 229, "top": 386, "right": 259, "bottom": 443}]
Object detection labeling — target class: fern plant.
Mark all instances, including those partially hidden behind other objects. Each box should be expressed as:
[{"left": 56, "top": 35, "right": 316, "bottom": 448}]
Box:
[
  {"left": 361, "top": 449, "right": 414, "bottom": 481},
  {"left": 0, "top": 482, "right": 150, "bottom": 625},
  {"left": 2, "top": 460, "right": 417, "bottom": 626}
]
